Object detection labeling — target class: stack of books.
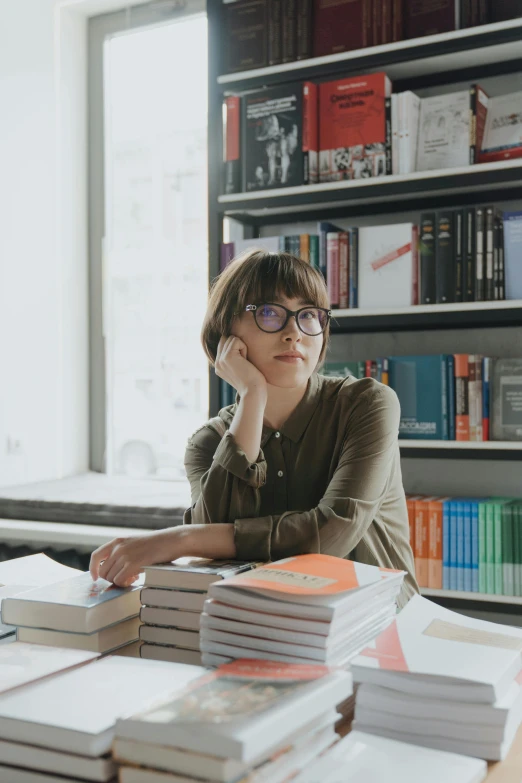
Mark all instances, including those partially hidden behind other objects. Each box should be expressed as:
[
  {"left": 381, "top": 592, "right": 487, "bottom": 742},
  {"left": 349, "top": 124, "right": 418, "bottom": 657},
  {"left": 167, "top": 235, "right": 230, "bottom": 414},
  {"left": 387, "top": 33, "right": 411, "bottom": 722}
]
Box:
[
  {"left": 1, "top": 571, "right": 143, "bottom": 654},
  {"left": 139, "top": 559, "right": 259, "bottom": 665},
  {"left": 290, "top": 730, "right": 487, "bottom": 783},
  {"left": 0, "top": 654, "right": 203, "bottom": 782},
  {"left": 351, "top": 594, "right": 522, "bottom": 761},
  {"left": 113, "top": 658, "right": 352, "bottom": 783},
  {"left": 199, "top": 555, "right": 404, "bottom": 668}
]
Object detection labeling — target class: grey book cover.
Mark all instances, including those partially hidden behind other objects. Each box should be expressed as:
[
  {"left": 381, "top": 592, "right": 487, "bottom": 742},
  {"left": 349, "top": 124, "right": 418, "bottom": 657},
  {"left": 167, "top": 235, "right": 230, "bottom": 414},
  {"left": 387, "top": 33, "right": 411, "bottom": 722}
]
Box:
[{"left": 491, "top": 359, "right": 522, "bottom": 441}]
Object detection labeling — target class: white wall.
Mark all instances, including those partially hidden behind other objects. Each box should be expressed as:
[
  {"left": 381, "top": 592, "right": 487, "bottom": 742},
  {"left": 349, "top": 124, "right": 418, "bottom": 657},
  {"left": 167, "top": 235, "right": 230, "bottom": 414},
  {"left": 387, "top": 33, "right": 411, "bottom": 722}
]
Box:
[{"left": 0, "top": 0, "right": 89, "bottom": 486}]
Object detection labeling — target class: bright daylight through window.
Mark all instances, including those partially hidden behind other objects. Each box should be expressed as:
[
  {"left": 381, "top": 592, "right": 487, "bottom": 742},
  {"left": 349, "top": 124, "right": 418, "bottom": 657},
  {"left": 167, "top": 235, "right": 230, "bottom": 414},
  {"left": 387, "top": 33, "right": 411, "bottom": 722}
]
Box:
[{"left": 103, "top": 14, "right": 208, "bottom": 481}]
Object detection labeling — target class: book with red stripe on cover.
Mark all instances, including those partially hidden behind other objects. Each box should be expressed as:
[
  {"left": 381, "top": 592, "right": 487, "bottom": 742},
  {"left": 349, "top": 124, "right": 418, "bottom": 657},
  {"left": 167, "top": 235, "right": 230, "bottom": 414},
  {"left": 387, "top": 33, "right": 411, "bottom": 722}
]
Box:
[{"left": 357, "top": 223, "right": 419, "bottom": 309}]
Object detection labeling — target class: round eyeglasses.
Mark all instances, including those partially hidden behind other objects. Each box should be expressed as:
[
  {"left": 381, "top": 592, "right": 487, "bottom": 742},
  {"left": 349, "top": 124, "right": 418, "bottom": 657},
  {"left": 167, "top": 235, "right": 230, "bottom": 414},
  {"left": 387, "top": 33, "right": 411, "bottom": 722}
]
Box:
[{"left": 246, "top": 303, "right": 331, "bottom": 336}]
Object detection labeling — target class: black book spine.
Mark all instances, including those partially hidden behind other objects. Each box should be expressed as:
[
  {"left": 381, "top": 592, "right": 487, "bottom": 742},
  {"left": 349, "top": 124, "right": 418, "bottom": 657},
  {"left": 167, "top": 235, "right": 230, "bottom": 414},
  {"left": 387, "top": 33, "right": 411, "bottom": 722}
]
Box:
[
  {"left": 282, "top": 0, "right": 297, "bottom": 62},
  {"left": 420, "top": 213, "right": 437, "bottom": 305},
  {"left": 478, "top": 0, "right": 489, "bottom": 24},
  {"left": 385, "top": 96, "right": 392, "bottom": 175},
  {"left": 484, "top": 206, "right": 495, "bottom": 301},
  {"left": 475, "top": 207, "right": 485, "bottom": 302},
  {"left": 296, "top": 0, "right": 312, "bottom": 59},
  {"left": 463, "top": 207, "right": 476, "bottom": 302},
  {"left": 268, "top": 0, "right": 283, "bottom": 65},
  {"left": 493, "top": 213, "right": 500, "bottom": 301},
  {"left": 498, "top": 217, "right": 505, "bottom": 300},
  {"left": 436, "top": 211, "right": 455, "bottom": 304},
  {"left": 454, "top": 209, "right": 464, "bottom": 303}
]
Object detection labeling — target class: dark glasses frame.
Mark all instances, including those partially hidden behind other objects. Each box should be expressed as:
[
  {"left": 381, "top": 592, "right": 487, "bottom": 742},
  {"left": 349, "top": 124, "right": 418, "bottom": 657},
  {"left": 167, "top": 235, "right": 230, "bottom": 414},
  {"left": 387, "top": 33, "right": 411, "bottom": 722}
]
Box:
[{"left": 245, "top": 303, "right": 332, "bottom": 335}]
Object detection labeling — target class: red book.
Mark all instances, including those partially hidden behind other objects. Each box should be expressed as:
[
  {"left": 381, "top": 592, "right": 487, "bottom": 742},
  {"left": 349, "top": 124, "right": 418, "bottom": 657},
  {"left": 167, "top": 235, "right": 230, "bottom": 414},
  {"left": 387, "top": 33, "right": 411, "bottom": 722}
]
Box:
[
  {"left": 405, "top": 0, "right": 459, "bottom": 39},
  {"left": 339, "top": 232, "right": 350, "bottom": 309},
  {"left": 313, "top": 0, "right": 371, "bottom": 57},
  {"left": 303, "top": 82, "right": 318, "bottom": 184},
  {"left": 223, "top": 97, "right": 241, "bottom": 194},
  {"left": 454, "top": 354, "right": 470, "bottom": 441},
  {"left": 319, "top": 72, "right": 392, "bottom": 182},
  {"left": 469, "top": 84, "right": 489, "bottom": 165}
]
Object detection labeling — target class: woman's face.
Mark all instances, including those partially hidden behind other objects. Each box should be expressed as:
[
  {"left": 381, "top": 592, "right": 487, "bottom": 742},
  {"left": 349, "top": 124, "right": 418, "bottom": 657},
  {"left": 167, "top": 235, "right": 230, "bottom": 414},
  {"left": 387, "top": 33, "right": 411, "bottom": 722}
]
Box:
[{"left": 231, "top": 293, "right": 324, "bottom": 388}]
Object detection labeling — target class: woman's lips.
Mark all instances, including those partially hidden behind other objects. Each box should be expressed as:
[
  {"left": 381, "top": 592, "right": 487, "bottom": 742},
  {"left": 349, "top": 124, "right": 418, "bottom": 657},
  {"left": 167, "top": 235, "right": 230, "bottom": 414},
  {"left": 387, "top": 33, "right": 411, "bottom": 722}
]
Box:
[{"left": 274, "top": 356, "right": 303, "bottom": 363}]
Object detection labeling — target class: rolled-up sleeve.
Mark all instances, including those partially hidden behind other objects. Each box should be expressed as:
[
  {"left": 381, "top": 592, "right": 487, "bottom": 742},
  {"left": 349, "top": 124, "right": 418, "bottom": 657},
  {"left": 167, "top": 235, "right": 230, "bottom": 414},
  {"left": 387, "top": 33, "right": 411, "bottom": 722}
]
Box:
[
  {"left": 183, "top": 427, "right": 267, "bottom": 526},
  {"left": 233, "top": 385, "right": 400, "bottom": 562}
]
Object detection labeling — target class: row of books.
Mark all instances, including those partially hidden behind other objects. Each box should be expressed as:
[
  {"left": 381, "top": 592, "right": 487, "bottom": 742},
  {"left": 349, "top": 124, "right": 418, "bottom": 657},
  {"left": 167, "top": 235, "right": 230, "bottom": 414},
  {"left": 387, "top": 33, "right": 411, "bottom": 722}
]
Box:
[
  {"left": 220, "top": 208, "right": 522, "bottom": 309},
  {"left": 407, "top": 494, "right": 522, "bottom": 595},
  {"left": 223, "top": 73, "right": 522, "bottom": 193},
  {"left": 323, "top": 355, "right": 522, "bottom": 442},
  {"left": 223, "top": 0, "right": 519, "bottom": 74}
]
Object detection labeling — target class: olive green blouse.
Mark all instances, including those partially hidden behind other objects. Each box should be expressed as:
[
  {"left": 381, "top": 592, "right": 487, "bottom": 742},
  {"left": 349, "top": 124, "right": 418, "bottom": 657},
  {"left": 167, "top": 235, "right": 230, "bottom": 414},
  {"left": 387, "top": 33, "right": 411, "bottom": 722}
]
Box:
[{"left": 183, "top": 373, "right": 419, "bottom": 609}]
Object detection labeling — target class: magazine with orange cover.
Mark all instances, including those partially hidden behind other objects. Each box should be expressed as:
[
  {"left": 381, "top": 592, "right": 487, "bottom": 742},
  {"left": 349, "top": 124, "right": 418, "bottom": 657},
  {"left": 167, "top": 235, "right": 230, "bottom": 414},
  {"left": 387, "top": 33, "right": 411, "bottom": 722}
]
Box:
[
  {"left": 210, "top": 554, "right": 403, "bottom": 598},
  {"left": 319, "top": 72, "right": 392, "bottom": 182},
  {"left": 428, "top": 497, "right": 450, "bottom": 589}
]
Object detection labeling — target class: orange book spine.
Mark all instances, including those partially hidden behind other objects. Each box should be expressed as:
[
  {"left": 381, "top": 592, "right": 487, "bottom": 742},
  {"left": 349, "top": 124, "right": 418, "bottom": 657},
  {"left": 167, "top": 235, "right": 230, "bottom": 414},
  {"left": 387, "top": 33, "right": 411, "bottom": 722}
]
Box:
[
  {"left": 414, "top": 498, "right": 430, "bottom": 588},
  {"left": 428, "top": 498, "right": 444, "bottom": 589}
]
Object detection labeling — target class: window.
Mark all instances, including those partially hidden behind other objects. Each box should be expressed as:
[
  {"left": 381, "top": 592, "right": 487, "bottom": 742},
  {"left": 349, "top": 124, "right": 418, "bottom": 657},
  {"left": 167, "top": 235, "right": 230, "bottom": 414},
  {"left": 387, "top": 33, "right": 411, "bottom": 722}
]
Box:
[{"left": 90, "top": 3, "right": 208, "bottom": 481}]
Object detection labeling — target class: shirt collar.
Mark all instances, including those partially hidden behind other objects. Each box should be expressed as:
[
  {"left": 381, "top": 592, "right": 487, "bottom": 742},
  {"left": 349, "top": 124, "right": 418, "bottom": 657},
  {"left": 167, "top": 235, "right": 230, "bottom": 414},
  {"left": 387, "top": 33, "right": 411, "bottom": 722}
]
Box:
[{"left": 221, "top": 373, "right": 323, "bottom": 446}]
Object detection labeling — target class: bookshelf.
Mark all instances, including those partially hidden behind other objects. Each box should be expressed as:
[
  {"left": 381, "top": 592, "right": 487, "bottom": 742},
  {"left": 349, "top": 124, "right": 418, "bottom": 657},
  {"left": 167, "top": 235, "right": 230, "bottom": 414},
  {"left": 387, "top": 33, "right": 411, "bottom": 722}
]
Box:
[{"left": 207, "top": 3, "right": 522, "bottom": 613}]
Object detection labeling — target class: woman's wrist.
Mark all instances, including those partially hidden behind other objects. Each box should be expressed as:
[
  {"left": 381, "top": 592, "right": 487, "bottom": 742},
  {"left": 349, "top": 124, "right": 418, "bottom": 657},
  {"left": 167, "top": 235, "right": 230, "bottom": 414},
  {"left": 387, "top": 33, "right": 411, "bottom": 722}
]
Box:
[{"left": 173, "top": 523, "right": 237, "bottom": 560}]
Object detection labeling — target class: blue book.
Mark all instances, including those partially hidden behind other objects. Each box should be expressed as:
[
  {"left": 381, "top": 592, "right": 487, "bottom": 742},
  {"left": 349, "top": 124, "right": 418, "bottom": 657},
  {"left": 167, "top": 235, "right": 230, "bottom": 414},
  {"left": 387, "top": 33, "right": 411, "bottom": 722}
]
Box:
[
  {"left": 446, "top": 355, "right": 456, "bottom": 440},
  {"left": 456, "top": 499, "right": 465, "bottom": 592},
  {"left": 442, "top": 500, "right": 452, "bottom": 590},
  {"left": 463, "top": 499, "right": 472, "bottom": 592},
  {"left": 388, "top": 355, "right": 449, "bottom": 440},
  {"left": 471, "top": 500, "right": 479, "bottom": 593},
  {"left": 503, "top": 211, "right": 522, "bottom": 300},
  {"left": 449, "top": 501, "right": 458, "bottom": 590}
]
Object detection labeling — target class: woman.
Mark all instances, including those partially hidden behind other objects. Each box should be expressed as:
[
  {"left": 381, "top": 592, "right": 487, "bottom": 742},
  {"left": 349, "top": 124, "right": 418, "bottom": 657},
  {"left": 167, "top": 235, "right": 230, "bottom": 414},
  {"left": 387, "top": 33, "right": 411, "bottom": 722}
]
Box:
[{"left": 90, "top": 250, "right": 418, "bottom": 608}]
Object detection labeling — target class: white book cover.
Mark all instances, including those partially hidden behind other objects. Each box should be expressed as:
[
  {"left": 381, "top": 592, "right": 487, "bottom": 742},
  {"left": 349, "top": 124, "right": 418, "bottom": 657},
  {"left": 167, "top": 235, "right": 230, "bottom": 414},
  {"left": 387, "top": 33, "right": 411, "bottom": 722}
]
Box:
[
  {"left": 357, "top": 670, "right": 522, "bottom": 728},
  {"left": 116, "top": 659, "right": 352, "bottom": 762},
  {"left": 144, "top": 558, "right": 258, "bottom": 591},
  {"left": 0, "top": 642, "right": 97, "bottom": 695},
  {"left": 350, "top": 595, "right": 522, "bottom": 702},
  {"left": 481, "top": 91, "right": 522, "bottom": 157},
  {"left": 391, "top": 94, "right": 399, "bottom": 175},
  {"left": 291, "top": 730, "right": 487, "bottom": 783},
  {"left": 2, "top": 572, "right": 142, "bottom": 633},
  {"left": 399, "top": 91, "right": 421, "bottom": 175},
  {"left": 0, "top": 656, "right": 203, "bottom": 756},
  {"left": 358, "top": 223, "right": 417, "bottom": 309},
  {"left": 0, "top": 554, "right": 81, "bottom": 587},
  {"left": 416, "top": 90, "right": 470, "bottom": 171},
  {"left": 114, "top": 711, "right": 337, "bottom": 783}
]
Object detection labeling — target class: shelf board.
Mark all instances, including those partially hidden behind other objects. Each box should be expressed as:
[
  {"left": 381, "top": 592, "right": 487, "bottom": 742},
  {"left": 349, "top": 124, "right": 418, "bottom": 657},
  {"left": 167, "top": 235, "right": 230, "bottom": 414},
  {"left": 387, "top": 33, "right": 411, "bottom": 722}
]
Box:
[
  {"left": 399, "top": 440, "right": 522, "bottom": 460},
  {"left": 421, "top": 588, "right": 522, "bottom": 606},
  {"left": 400, "top": 441, "right": 522, "bottom": 450},
  {"left": 218, "top": 160, "right": 522, "bottom": 220},
  {"left": 218, "top": 18, "right": 522, "bottom": 91},
  {"left": 328, "top": 299, "right": 522, "bottom": 333}
]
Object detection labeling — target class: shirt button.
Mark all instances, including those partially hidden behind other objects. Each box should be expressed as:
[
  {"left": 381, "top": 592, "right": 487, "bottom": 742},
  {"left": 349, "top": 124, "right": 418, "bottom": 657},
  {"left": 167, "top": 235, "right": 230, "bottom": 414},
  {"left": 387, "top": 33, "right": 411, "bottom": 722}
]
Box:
[
  {"left": 278, "top": 470, "right": 284, "bottom": 477},
  {"left": 275, "top": 432, "right": 281, "bottom": 438}
]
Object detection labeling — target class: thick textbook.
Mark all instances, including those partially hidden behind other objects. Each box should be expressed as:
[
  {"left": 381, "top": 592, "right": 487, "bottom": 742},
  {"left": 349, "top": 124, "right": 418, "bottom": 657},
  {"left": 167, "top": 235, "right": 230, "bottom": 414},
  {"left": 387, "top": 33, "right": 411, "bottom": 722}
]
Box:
[
  {"left": 388, "top": 355, "right": 448, "bottom": 440},
  {"left": 115, "top": 659, "right": 352, "bottom": 762},
  {"left": 350, "top": 595, "right": 522, "bottom": 702},
  {"left": 0, "top": 656, "right": 203, "bottom": 756},
  {"left": 2, "top": 572, "right": 142, "bottom": 633},
  {"left": 17, "top": 615, "right": 141, "bottom": 653},
  {"left": 140, "top": 587, "right": 207, "bottom": 613},
  {"left": 0, "top": 737, "right": 116, "bottom": 781},
  {"left": 144, "top": 558, "right": 259, "bottom": 591}
]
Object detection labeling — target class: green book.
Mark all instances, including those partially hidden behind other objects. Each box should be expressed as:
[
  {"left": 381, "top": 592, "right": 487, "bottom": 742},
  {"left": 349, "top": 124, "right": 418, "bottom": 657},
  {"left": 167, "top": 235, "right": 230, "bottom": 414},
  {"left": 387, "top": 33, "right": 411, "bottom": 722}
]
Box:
[
  {"left": 321, "top": 362, "right": 365, "bottom": 379},
  {"left": 491, "top": 498, "right": 513, "bottom": 596},
  {"left": 309, "top": 235, "right": 320, "bottom": 270},
  {"left": 478, "top": 501, "right": 488, "bottom": 595},
  {"left": 485, "top": 502, "right": 495, "bottom": 595},
  {"left": 502, "top": 503, "right": 515, "bottom": 597}
]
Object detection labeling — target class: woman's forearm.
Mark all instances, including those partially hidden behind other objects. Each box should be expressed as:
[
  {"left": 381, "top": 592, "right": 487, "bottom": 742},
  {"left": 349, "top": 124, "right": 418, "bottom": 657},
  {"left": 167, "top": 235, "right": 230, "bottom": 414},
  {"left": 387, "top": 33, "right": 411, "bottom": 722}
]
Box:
[
  {"left": 182, "top": 523, "right": 236, "bottom": 559},
  {"left": 228, "top": 389, "right": 266, "bottom": 464}
]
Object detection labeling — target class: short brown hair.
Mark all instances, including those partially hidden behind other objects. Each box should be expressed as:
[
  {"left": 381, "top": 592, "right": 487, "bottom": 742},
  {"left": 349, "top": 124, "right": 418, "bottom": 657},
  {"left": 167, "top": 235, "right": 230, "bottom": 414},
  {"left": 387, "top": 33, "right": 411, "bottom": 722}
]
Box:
[{"left": 201, "top": 249, "right": 331, "bottom": 366}]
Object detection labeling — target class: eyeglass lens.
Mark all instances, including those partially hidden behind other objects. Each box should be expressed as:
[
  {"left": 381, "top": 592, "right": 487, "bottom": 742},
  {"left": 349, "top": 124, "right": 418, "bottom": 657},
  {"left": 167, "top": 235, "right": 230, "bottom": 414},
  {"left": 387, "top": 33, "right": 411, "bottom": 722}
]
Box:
[{"left": 255, "top": 304, "right": 327, "bottom": 335}]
